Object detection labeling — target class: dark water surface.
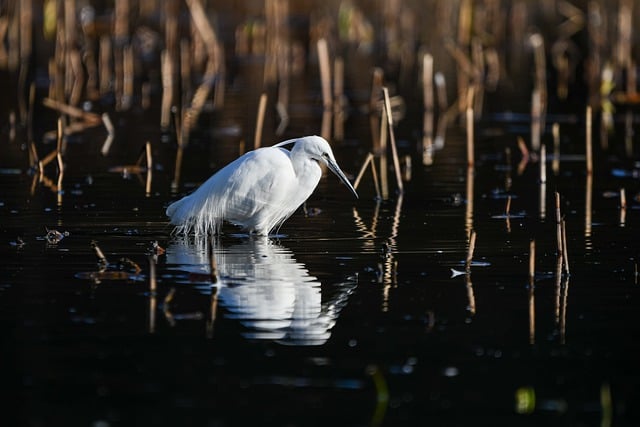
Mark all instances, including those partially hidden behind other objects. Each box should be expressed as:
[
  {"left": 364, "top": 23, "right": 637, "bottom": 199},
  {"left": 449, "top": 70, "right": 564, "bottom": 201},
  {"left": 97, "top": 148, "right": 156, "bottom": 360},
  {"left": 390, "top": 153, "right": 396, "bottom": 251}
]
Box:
[{"left": 2, "top": 44, "right": 640, "bottom": 427}]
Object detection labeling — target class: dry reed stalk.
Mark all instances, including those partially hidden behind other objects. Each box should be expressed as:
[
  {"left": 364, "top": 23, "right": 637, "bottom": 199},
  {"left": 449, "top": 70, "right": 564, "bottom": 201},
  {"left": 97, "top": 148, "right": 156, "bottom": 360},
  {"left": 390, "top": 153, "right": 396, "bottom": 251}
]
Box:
[
  {"left": 540, "top": 144, "right": 547, "bottom": 183},
  {"left": 466, "top": 107, "right": 474, "bottom": 167},
  {"left": 7, "top": 1, "right": 19, "bottom": 71},
  {"left": 254, "top": 93, "right": 268, "bottom": 149},
  {"left": 444, "top": 39, "right": 477, "bottom": 106},
  {"left": 616, "top": 0, "right": 632, "bottom": 69},
  {"left": 555, "top": 192, "right": 563, "bottom": 255},
  {"left": 145, "top": 142, "right": 153, "bottom": 196},
  {"left": 529, "top": 239, "right": 536, "bottom": 279},
  {"left": 540, "top": 181, "right": 547, "bottom": 221},
  {"left": 620, "top": 188, "right": 627, "bottom": 226},
  {"left": 39, "top": 149, "right": 58, "bottom": 168},
  {"left": 423, "top": 113, "right": 434, "bottom": 166},
  {"left": 552, "top": 123, "right": 560, "bottom": 175},
  {"left": 172, "top": 146, "right": 184, "bottom": 191},
  {"left": 465, "top": 272, "right": 476, "bottom": 314},
  {"left": 101, "top": 113, "right": 115, "bottom": 156},
  {"left": 184, "top": 0, "right": 222, "bottom": 67},
  {"left": 99, "top": 35, "right": 112, "bottom": 97},
  {"left": 63, "top": 0, "right": 77, "bottom": 98},
  {"left": 321, "top": 109, "right": 331, "bottom": 141},
  {"left": 91, "top": 241, "right": 108, "bottom": 265},
  {"left": 317, "top": 38, "right": 332, "bottom": 110},
  {"left": 333, "top": 57, "right": 345, "bottom": 141},
  {"left": 530, "top": 88, "right": 542, "bottom": 151},
  {"left": 561, "top": 218, "right": 570, "bottom": 275},
  {"left": 42, "top": 98, "right": 101, "bottom": 124},
  {"left": 382, "top": 88, "right": 404, "bottom": 194},
  {"left": 56, "top": 118, "right": 64, "bottom": 198},
  {"left": 0, "top": 17, "right": 8, "bottom": 68},
  {"left": 586, "top": 106, "right": 593, "bottom": 174},
  {"left": 422, "top": 53, "right": 434, "bottom": 165},
  {"left": 517, "top": 136, "right": 529, "bottom": 175},
  {"left": 465, "top": 166, "right": 474, "bottom": 235},
  {"left": 69, "top": 49, "right": 84, "bottom": 107},
  {"left": 470, "top": 37, "right": 484, "bottom": 115},
  {"left": 379, "top": 108, "right": 389, "bottom": 200},
  {"left": 122, "top": 44, "right": 134, "bottom": 110},
  {"left": 555, "top": 255, "right": 562, "bottom": 322},
  {"left": 114, "top": 0, "right": 129, "bottom": 109},
  {"left": 423, "top": 53, "right": 434, "bottom": 110},
  {"left": 505, "top": 195, "right": 512, "bottom": 217},
  {"left": 160, "top": 50, "right": 173, "bottom": 129},
  {"left": 18, "top": 0, "right": 32, "bottom": 122}
]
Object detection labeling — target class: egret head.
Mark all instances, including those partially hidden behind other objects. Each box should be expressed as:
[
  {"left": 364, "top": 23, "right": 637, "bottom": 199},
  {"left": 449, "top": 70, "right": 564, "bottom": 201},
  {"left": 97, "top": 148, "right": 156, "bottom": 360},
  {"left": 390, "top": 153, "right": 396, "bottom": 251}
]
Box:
[{"left": 299, "top": 136, "right": 358, "bottom": 199}]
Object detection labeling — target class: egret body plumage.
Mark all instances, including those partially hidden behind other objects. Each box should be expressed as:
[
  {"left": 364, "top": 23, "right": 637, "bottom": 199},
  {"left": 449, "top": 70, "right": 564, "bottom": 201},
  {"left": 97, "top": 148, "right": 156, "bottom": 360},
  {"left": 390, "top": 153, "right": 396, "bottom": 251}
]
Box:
[{"left": 166, "top": 135, "right": 358, "bottom": 235}]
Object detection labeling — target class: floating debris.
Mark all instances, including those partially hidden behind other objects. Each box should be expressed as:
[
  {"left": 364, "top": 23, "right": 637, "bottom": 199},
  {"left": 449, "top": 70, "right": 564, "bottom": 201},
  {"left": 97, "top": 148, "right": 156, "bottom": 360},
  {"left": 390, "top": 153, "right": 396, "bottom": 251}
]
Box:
[
  {"left": 91, "top": 240, "right": 108, "bottom": 266},
  {"left": 148, "top": 240, "right": 166, "bottom": 256},
  {"left": 9, "top": 237, "right": 25, "bottom": 248},
  {"left": 45, "top": 228, "right": 69, "bottom": 245}
]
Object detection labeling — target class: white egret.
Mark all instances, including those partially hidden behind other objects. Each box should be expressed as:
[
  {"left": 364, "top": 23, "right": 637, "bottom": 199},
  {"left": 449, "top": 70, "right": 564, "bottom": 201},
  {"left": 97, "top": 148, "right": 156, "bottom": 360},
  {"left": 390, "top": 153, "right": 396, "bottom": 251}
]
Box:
[{"left": 166, "top": 135, "right": 358, "bottom": 235}]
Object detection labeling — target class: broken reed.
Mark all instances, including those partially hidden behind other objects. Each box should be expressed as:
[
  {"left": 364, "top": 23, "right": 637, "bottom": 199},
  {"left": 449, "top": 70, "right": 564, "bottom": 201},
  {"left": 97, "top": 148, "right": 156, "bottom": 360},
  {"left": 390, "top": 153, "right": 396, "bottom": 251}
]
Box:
[
  {"left": 382, "top": 87, "right": 404, "bottom": 194},
  {"left": 353, "top": 152, "right": 381, "bottom": 199},
  {"left": 554, "top": 192, "right": 570, "bottom": 275}
]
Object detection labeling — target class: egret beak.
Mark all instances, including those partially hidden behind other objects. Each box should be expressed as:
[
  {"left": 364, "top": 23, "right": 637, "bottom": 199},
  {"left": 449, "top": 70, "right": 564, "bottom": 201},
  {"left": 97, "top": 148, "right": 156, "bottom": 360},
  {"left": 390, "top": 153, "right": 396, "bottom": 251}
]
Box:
[{"left": 326, "top": 158, "right": 359, "bottom": 199}]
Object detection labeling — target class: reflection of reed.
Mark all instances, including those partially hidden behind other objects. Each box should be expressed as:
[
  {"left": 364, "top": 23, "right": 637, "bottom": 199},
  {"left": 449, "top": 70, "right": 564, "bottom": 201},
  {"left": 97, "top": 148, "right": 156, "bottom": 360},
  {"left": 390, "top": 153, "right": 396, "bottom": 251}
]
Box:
[
  {"left": 381, "top": 194, "right": 403, "bottom": 312},
  {"left": 148, "top": 256, "right": 157, "bottom": 334},
  {"left": 585, "top": 173, "right": 593, "bottom": 240}
]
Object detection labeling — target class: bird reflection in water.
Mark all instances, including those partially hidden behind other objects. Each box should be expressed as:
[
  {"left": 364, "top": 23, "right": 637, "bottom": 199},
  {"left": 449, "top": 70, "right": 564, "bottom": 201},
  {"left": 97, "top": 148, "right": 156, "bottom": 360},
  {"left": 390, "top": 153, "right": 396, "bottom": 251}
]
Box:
[{"left": 166, "top": 236, "right": 356, "bottom": 346}]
